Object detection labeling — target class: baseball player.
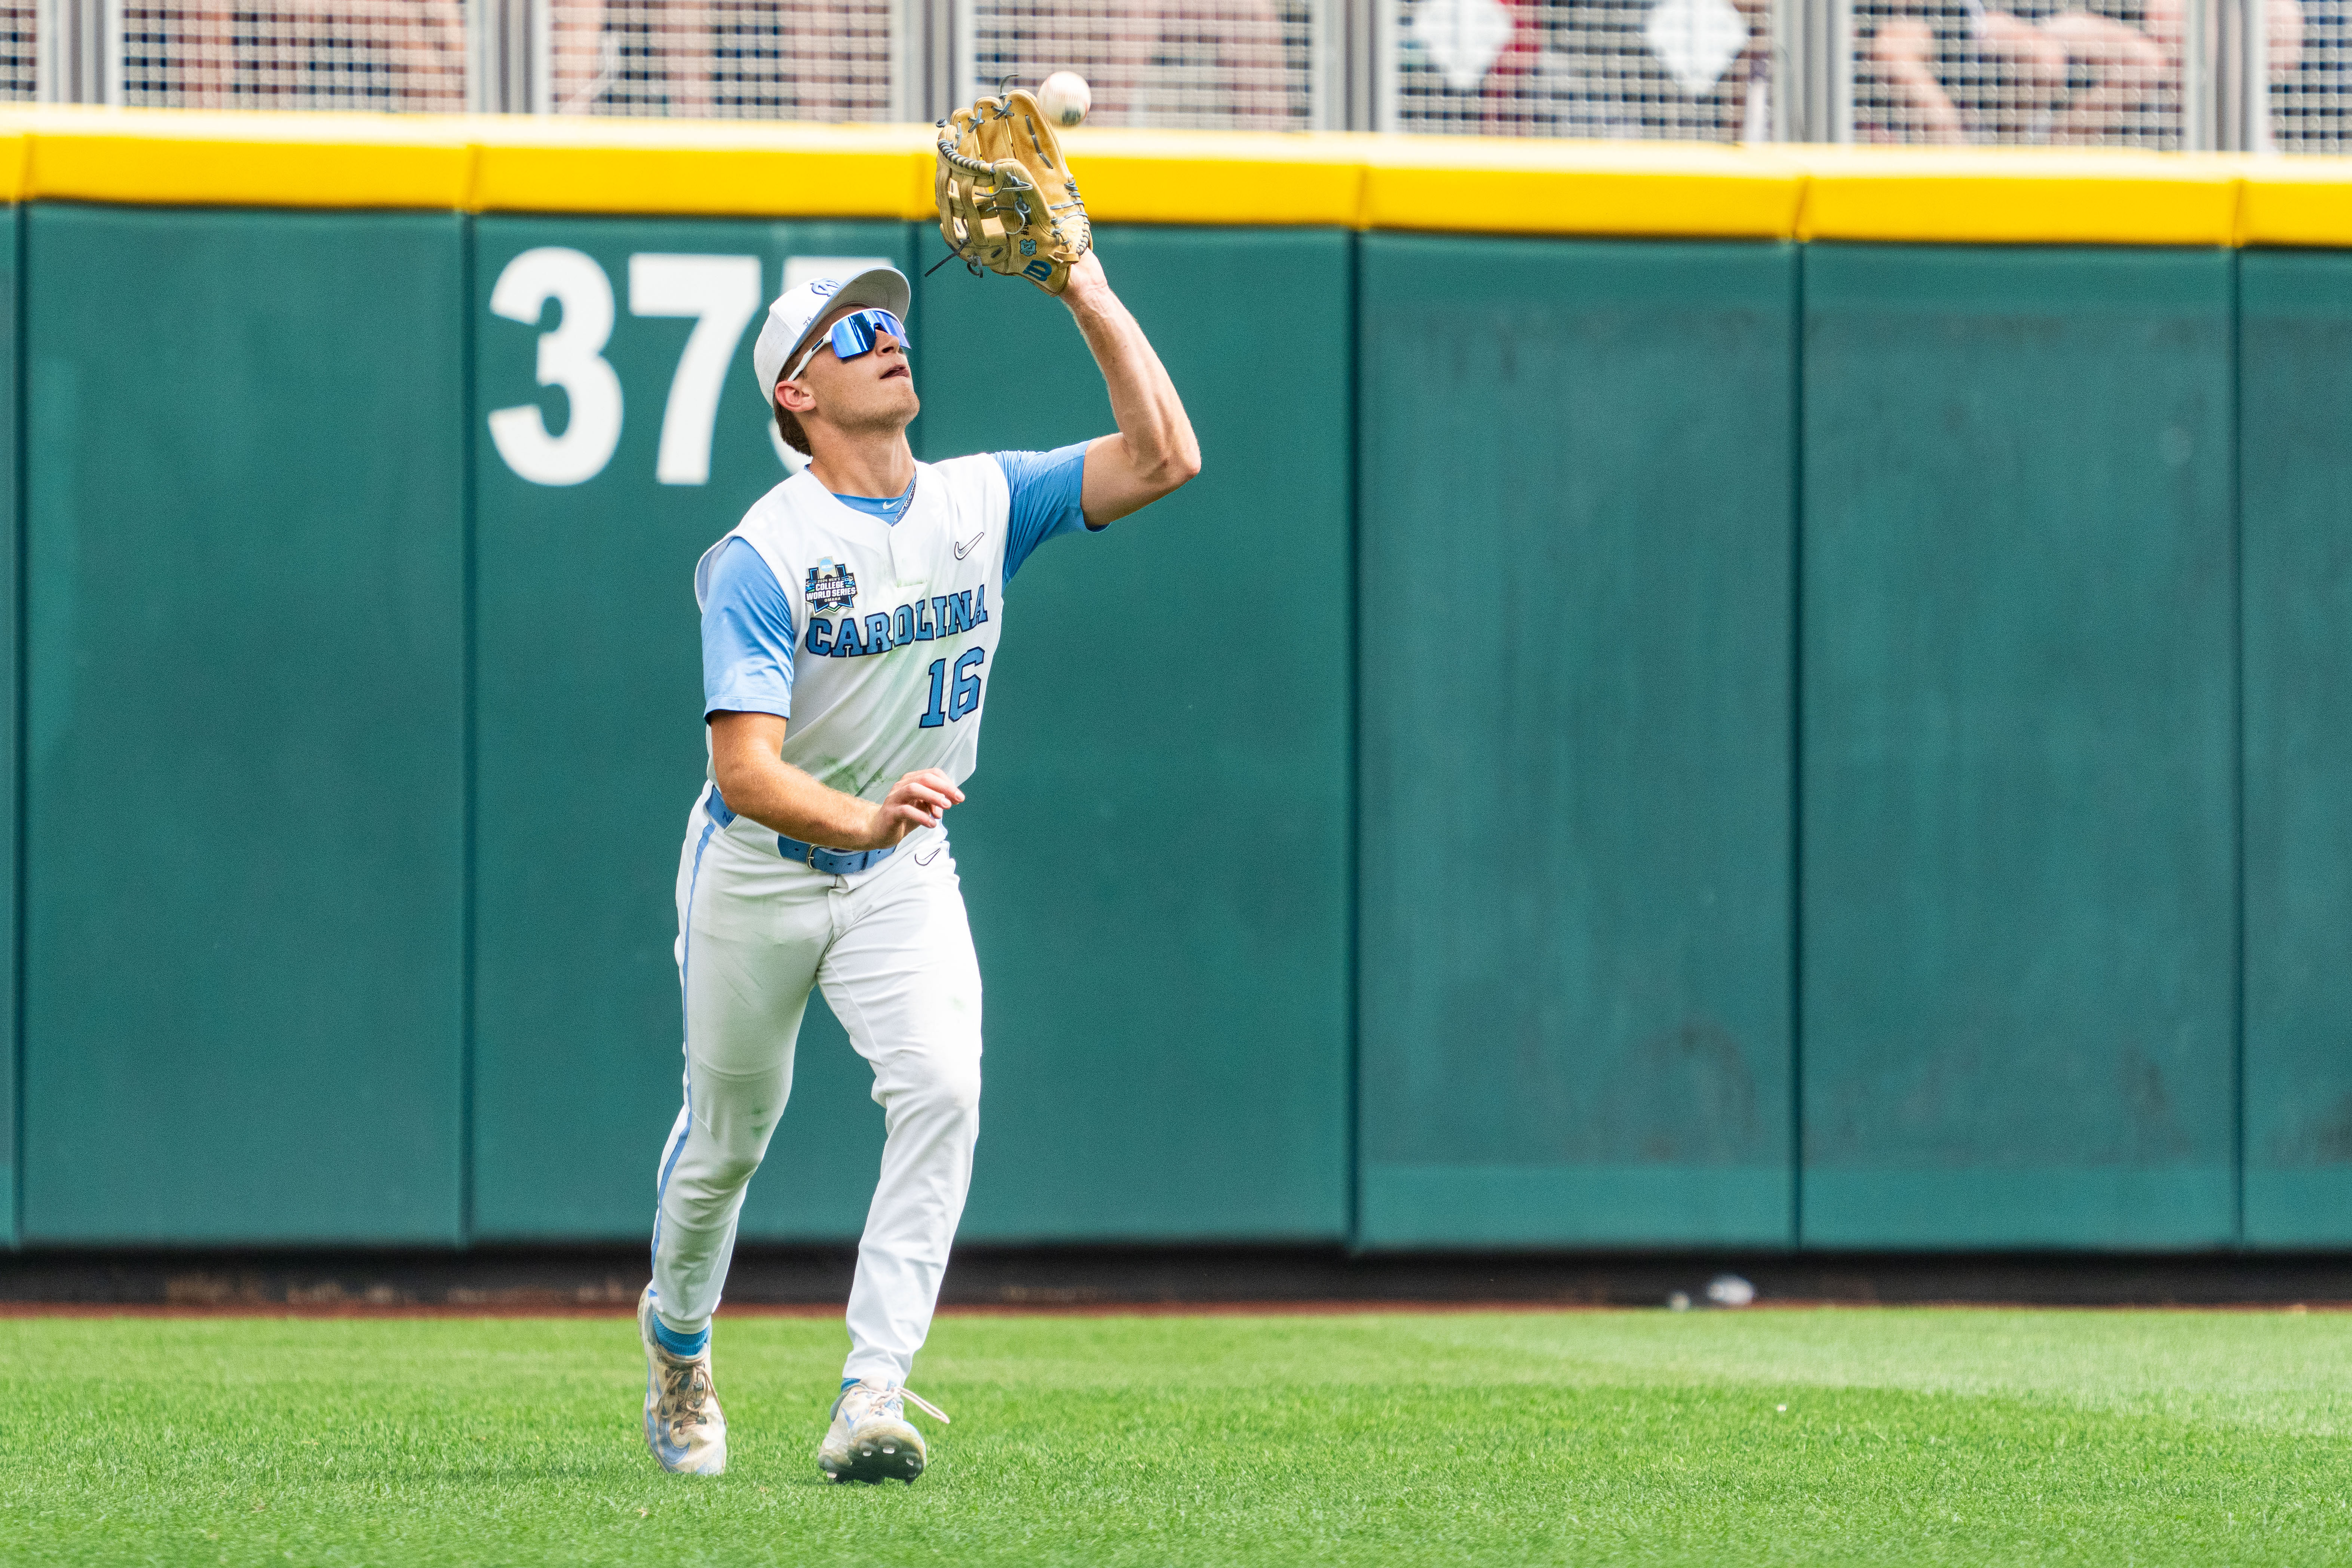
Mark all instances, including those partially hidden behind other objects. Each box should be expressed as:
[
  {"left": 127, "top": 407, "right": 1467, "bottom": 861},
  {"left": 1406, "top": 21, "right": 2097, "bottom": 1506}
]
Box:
[{"left": 635, "top": 237, "right": 1196, "bottom": 1485}]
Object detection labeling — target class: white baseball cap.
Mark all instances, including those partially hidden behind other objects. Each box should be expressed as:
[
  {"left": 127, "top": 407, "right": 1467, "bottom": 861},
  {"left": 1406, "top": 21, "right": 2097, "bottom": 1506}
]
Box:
[{"left": 751, "top": 264, "right": 912, "bottom": 405}]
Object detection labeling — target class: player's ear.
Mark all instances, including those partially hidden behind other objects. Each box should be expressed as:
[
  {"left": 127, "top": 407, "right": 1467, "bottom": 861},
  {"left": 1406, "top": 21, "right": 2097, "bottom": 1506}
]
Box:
[{"left": 776, "top": 379, "right": 816, "bottom": 416}]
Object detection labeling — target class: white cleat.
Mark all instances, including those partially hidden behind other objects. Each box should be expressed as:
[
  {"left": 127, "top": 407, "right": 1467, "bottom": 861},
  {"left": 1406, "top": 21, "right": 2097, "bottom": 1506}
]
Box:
[
  {"left": 817, "top": 1379, "right": 950, "bottom": 1485},
  {"left": 638, "top": 1287, "right": 727, "bottom": 1475}
]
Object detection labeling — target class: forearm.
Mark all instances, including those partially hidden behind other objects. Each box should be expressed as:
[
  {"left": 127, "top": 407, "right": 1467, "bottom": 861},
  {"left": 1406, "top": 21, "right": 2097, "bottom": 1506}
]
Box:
[
  {"left": 708, "top": 712, "right": 960, "bottom": 851},
  {"left": 1061, "top": 259, "right": 1200, "bottom": 507},
  {"left": 713, "top": 749, "right": 879, "bottom": 847}
]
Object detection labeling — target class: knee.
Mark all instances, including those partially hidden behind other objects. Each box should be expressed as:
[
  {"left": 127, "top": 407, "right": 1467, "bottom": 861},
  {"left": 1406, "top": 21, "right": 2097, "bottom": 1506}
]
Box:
[
  {"left": 668, "top": 1109, "right": 778, "bottom": 1200},
  {"left": 890, "top": 1056, "right": 982, "bottom": 1124},
  {"left": 1870, "top": 18, "right": 1931, "bottom": 63},
  {"left": 668, "top": 1140, "right": 763, "bottom": 1203},
  {"left": 2018, "top": 34, "right": 2070, "bottom": 85},
  {"left": 703, "top": 1144, "right": 765, "bottom": 1190}
]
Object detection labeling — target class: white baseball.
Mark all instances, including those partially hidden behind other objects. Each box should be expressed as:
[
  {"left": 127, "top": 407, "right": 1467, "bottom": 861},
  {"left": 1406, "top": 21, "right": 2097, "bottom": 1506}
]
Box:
[{"left": 1037, "top": 71, "right": 1091, "bottom": 128}]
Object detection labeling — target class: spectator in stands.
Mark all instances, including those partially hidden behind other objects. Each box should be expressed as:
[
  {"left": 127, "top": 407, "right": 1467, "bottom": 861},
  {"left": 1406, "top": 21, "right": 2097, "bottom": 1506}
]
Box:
[
  {"left": 2139, "top": 0, "right": 2304, "bottom": 132},
  {"left": 548, "top": 0, "right": 1286, "bottom": 126},
  {"left": 170, "top": 0, "right": 465, "bottom": 110},
  {"left": 1474, "top": 0, "right": 1771, "bottom": 142},
  {"left": 1476, "top": 0, "right": 1539, "bottom": 132},
  {"left": 551, "top": 0, "right": 884, "bottom": 119},
  {"left": 2274, "top": 0, "right": 2340, "bottom": 147},
  {"left": 1865, "top": 0, "right": 2168, "bottom": 142},
  {"left": 1037, "top": 0, "right": 1294, "bottom": 129}
]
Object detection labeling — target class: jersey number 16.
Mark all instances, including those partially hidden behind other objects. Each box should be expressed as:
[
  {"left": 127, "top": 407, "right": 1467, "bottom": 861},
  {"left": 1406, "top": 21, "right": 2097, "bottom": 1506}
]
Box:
[{"left": 919, "top": 650, "right": 985, "bottom": 729}]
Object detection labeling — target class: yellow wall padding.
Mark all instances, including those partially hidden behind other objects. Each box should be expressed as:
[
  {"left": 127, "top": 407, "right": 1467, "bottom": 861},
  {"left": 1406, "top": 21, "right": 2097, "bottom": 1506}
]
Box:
[
  {"left": 1796, "top": 148, "right": 2245, "bottom": 247},
  {"left": 469, "top": 118, "right": 935, "bottom": 218},
  {"left": 12, "top": 105, "right": 2352, "bottom": 246},
  {"left": 18, "top": 107, "right": 472, "bottom": 209},
  {"left": 2239, "top": 159, "right": 2352, "bottom": 246},
  {"left": 1055, "top": 127, "right": 1368, "bottom": 229},
  {"left": 1360, "top": 138, "right": 1802, "bottom": 239}
]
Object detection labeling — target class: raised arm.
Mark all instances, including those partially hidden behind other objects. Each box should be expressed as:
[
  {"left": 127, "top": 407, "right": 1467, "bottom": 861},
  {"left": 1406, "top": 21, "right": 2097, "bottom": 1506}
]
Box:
[{"left": 1061, "top": 251, "right": 1203, "bottom": 525}]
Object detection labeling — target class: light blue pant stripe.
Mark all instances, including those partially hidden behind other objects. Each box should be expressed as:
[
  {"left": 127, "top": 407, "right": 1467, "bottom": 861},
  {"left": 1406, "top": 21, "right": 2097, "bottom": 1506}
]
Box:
[{"left": 651, "top": 813, "right": 721, "bottom": 1277}]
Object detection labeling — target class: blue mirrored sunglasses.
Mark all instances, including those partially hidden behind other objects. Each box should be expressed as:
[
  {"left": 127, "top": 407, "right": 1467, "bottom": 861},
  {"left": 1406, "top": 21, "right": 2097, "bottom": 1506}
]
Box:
[{"left": 788, "top": 307, "right": 907, "bottom": 381}]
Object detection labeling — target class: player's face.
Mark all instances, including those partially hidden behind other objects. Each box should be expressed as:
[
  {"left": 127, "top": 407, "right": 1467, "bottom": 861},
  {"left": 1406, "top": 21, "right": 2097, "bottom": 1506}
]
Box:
[{"left": 794, "top": 302, "right": 919, "bottom": 438}]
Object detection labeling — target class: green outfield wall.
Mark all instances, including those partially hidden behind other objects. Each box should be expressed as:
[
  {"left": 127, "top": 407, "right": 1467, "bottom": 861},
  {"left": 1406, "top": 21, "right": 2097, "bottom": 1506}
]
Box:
[
  {"left": 1357, "top": 235, "right": 1796, "bottom": 1248},
  {"left": 1801, "top": 246, "right": 2239, "bottom": 1248},
  {"left": 6, "top": 206, "right": 2352, "bottom": 1254}
]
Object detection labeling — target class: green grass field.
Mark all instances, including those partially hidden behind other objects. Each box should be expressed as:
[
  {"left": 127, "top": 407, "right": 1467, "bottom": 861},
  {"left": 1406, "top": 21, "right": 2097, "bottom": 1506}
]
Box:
[{"left": 3, "top": 1307, "right": 2349, "bottom": 1566}]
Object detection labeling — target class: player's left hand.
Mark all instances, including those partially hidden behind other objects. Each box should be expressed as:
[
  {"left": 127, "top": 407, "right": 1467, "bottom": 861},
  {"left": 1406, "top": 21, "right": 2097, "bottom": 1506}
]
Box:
[
  {"left": 864, "top": 768, "right": 966, "bottom": 849},
  {"left": 934, "top": 86, "right": 1092, "bottom": 294}
]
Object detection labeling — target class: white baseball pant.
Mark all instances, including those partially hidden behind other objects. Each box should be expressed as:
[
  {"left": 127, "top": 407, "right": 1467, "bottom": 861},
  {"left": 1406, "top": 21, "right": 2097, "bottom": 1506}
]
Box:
[{"left": 649, "top": 789, "right": 983, "bottom": 1387}]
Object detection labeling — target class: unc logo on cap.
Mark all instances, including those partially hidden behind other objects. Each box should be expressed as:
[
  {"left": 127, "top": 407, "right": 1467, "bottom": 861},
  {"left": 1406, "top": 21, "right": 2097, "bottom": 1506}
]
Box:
[{"left": 810, "top": 279, "right": 840, "bottom": 297}]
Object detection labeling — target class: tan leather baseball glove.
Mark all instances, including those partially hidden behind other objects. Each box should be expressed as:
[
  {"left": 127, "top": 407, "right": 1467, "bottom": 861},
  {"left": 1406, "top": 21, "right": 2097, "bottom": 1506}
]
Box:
[{"left": 935, "top": 88, "right": 1092, "bottom": 295}]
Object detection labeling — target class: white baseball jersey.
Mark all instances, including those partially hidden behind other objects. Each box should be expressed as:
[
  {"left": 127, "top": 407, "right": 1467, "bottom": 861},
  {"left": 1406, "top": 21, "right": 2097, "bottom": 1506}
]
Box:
[
  {"left": 694, "top": 455, "right": 1012, "bottom": 802},
  {"left": 653, "top": 441, "right": 1089, "bottom": 1381}
]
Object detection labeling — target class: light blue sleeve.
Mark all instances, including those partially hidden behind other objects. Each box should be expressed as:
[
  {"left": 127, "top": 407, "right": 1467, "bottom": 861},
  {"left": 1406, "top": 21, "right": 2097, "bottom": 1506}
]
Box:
[
  {"left": 992, "top": 441, "right": 1094, "bottom": 586},
  {"left": 702, "top": 536, "right": 795, "bottom": 720}
]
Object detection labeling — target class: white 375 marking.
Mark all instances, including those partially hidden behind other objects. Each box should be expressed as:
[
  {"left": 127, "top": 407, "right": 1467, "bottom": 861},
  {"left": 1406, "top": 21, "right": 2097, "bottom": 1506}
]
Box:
[
  {"left": 487, "top": 249, "right": 763, "bottom": 488},
  {"left": 490, "top": 251, "right": 892, "bottom": 488},
  {"left": 486, "top": 247, "right": 624, "bottom": 487},
  {"left": 628, "top": 254, "right": 763, "bottom": 487}
]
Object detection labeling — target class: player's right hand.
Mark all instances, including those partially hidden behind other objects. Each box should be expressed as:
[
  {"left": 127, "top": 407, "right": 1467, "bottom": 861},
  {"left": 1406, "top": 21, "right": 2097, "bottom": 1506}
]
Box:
[{"left": 864, "top": 768, "right": 965, "bottom": 849}]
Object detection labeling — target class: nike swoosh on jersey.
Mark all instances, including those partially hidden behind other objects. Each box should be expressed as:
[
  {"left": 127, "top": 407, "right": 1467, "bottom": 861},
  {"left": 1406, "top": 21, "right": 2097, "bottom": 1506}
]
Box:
[
  {"left": 914, "top": 847, "right": 944, "bottom": 865},
  {"left": 953, "top": 528, "right": 986, "bottom": 560}
]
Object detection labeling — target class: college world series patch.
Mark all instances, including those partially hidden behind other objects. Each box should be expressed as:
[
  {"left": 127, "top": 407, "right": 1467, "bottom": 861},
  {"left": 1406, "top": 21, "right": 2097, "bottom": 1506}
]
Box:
[{"left": 806, "top": 559, "right": 858, "bottom": 614}]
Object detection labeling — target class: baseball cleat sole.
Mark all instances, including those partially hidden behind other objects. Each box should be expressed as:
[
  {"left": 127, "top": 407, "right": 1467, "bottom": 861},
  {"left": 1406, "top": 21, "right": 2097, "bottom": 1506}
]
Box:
[{"left": 819, "top": 1439, "right": 926, "bottom": 1485}]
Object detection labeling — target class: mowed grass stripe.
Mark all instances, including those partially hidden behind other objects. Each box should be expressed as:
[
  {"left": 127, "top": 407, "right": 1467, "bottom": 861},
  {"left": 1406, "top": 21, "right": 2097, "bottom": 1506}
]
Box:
[{"left": 1, "top": 1310, "right": 2348, "bottom": 1566}]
